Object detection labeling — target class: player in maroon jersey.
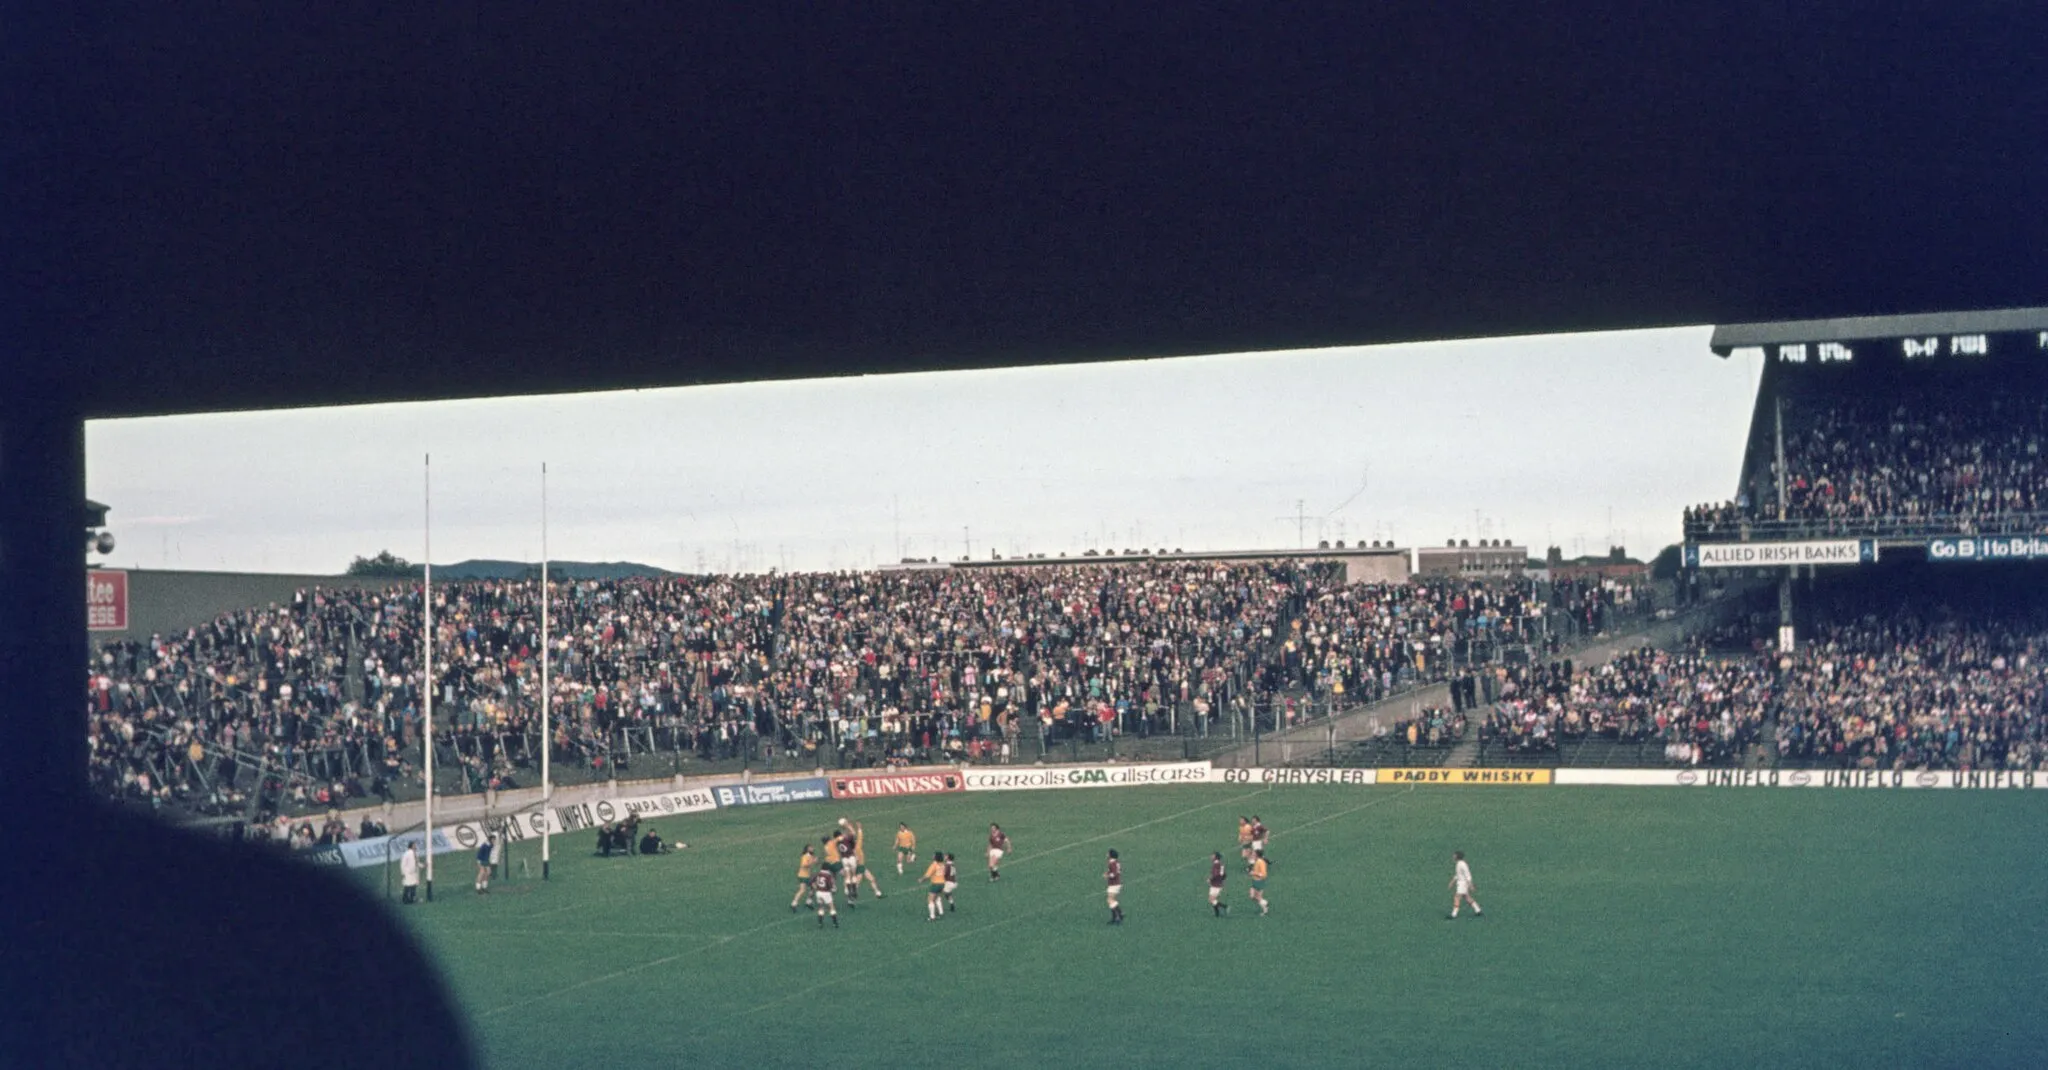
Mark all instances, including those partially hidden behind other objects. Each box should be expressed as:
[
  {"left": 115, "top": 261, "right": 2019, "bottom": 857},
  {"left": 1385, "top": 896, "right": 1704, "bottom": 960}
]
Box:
[
  {"left": 811, "top": 866, "right": 839, "bottom": 928},
  {"left": 1208, "top": 851, "right": 1229, "bottom": 917},
  {"left": 941, "top": 853, "right": 960, "bottom": 913},
  {"left": 836, "top": 828, "right": 860, "bottom": 905},
  {"left": 987, "top": 824, "right": 1012, "bottom": 882},
  {"left": 1246, "top": 817, "right": 1268, "bottom": 872},
  {"left": 1104, "top": 849, "right": 1124, "bottom": 925}
]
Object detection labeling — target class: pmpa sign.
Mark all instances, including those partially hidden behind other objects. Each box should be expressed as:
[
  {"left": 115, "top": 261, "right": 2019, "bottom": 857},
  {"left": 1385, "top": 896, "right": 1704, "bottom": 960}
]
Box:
[{"left": 87, "top": 570, "right": 129, "bottom": 631}]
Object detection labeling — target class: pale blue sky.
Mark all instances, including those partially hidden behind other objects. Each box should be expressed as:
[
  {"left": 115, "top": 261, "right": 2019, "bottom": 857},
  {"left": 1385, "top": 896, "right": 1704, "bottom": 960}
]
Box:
[{"left": 86, "top": 326, "right": 1764, "bottom": 574}]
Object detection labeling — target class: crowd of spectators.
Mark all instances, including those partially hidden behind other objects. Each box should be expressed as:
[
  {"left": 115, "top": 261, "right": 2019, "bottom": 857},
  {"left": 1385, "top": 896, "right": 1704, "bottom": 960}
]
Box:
[
  {"left": 1478, "top": 646, "right": 1774, "bottom": 764},
  {"left": 1467, "top": 588, "right": 2048, "bottom": 772},
  {"left": 1772, "top": 610, "right": 2047, "bottom": 771},
  {"left": 88, "top": 588, "right": 388, "bottom": 814},
  {"left": 94, "top": 561, "right": 1622, "bottom": 815},
  {"left": 98, "top": 547, "right": 2042, "bottom": 790},
  {"left": 1685, "top": 394, "right": 2048, "bottom": 537},
  {"left": 1383, "top": 706, "right": 1466, "bottom": 748},
  {"left": 1280, "top": 579, "right": 1544, "bottom": 706}
]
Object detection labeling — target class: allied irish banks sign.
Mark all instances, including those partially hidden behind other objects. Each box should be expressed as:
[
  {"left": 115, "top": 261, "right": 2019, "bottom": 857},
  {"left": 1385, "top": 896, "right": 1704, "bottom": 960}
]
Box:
[{"left": 1682, "top": 540, "right": 1877, "bottom": 569}]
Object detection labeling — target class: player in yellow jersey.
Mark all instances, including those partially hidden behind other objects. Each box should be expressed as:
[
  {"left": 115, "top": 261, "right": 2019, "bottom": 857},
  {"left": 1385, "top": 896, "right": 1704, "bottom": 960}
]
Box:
[
  {"left": 1248, "top": 851, "right": 1270, "bottom": 916},
  {"left": 1237, "top": 816, "right": 1254, "bottom": 865},
  {"left": 840, "top": 818, "right": 885, "bottom": 899},
  {"left": 790, "top": 843, "right": 817, "bottom": 912},
  {"left": 821, "top": 829, "right": 846, "bottom": 909},
  {"left": 894, "top": 823, "right": 917, "bottom": 874},
  {"left": 921, "top": 855, "right": 949, "bottom": 921}
]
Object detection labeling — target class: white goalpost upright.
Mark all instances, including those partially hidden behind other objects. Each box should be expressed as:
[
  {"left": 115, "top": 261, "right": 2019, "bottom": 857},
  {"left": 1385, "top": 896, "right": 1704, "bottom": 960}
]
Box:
[
  {"left": 423, "top": 453, "right": 435, "bottom": 901},
  {"left": 541, "top": 462, "right": 553, "bottom": 880}
]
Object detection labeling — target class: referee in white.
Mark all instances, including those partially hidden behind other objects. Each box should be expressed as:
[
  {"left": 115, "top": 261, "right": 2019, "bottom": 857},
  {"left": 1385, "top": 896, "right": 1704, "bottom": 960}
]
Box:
[{"left": 1447, "top": 850, "right": 1483, "bottom": 920}]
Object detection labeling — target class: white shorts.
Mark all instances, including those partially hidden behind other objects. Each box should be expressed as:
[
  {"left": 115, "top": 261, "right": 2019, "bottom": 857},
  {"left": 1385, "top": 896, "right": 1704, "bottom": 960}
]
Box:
[
  {"left": 1208, "top": 884, "right": 1222, "bottom": 900},
  {"left": 988, "top": 848, "right": 1005, "bottom": 865},
  {"left": 1106, "top": 883, "right": 1122, "bottom": 900},
  {"left": 816, "top": 891, "right": 835, "bottom": 908},
  {"left": 1454, "top": 878, "right": 1471, "bottom": 897},
  {"left": 943, "top": 881, "right": 958, "bottom": 894},
  {"left": 1250, "top": 839, "right": 1265, "bottom": 853}
]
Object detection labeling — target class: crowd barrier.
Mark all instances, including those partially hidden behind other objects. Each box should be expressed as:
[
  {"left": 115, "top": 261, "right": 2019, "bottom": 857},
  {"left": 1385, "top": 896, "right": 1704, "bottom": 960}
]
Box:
[{"left": 308, "top": 758, "right": 2048, "bottom": 867}]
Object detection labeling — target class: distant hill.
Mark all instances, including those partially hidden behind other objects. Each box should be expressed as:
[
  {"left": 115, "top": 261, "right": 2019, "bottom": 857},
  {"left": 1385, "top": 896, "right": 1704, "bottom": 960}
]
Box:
[{"left": 430, "top": 559, "right": 676, "bottom": 580}]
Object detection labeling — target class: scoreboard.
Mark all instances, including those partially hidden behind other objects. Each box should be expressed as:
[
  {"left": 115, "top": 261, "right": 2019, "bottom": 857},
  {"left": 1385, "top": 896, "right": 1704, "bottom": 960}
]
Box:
[
  {"left": 1709, "top": 306, "right": 2048, "bottom": 366},
  {"left": 1766, "top": 331, "right": 2034, "bottom": 365}
]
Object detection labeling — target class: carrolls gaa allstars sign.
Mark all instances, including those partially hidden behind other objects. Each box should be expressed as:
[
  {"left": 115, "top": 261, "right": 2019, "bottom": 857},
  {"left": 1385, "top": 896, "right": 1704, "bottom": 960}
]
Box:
[
  {"left": 828, "top": 771, "right": 965, "bottom": 800},
  {"left": 962, "top": 762, "right": 1215, "bottom": 792}
]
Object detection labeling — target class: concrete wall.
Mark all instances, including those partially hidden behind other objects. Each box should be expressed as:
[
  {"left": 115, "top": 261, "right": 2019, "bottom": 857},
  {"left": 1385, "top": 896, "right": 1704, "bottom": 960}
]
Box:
[
  {"left": 92, "top": 569, "right": 409, "bottom": 643},
  {"left": 1414, "top": 545, "right": 1526, "bottom": 578},
  {"left": 1335, "top": 552, "right": 1411, "bottom": 585}
]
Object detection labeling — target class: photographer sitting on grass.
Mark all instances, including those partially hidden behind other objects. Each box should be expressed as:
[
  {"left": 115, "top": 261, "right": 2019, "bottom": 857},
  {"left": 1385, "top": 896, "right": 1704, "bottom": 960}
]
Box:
[{"left": 639, "top": 825, "right": 685, "bottom": 855}]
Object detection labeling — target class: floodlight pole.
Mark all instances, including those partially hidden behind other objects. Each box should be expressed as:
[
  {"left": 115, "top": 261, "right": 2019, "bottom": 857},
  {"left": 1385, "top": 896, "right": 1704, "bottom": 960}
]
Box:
[
  {"left": 1771, "top": 396, "right": 1796, "bottom": 653},
  {"left": 1773, "top": 395, "right": 1788, "bottom": 521}
]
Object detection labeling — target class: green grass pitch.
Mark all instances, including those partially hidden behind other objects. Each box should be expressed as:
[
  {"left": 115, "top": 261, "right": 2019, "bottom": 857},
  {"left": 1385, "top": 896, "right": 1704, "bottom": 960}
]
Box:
[{"left": 361, "top": 785, "right": 2048, "bottom": 1068}]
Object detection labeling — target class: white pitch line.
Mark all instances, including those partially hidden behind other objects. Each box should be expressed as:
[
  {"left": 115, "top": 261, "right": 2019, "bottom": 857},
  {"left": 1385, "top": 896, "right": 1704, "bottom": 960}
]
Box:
[
  {"left": 432, "top": 928, "right": 718, "bottom": 940},
  {"left": 475, "top": 913, "right": 802, "bottom": 1019}
]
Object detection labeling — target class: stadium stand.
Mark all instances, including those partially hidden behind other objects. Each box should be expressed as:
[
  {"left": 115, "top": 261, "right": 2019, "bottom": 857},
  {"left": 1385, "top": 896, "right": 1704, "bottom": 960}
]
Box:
[
  {"left": 1768, "top": 578, "right": 2047, "bottom": 772},
  {"left": 1659, "top": 326, "right": 2048, "bottom": 774},
  {"left": 88, "top": 560, "right": 1656, "bottom": 820},
  {"left": 1684, "top": 358, "right": 2048, "bottom": 542},
  {"left": 1474, "top": 646, "right": 1773, "bottom": 768},
  {"left": 1459, "top": 566, "right": 2048, "bottom": 773}
]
